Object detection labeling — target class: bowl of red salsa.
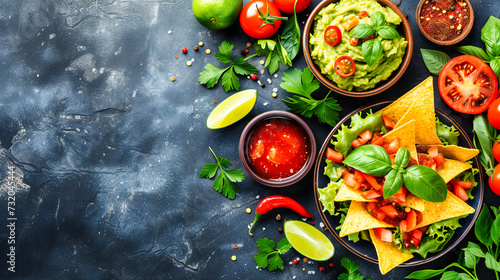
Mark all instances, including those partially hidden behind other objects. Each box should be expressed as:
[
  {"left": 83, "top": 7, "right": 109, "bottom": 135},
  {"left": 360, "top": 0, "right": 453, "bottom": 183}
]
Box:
[{"left": 239, "top": 111, "right": 316, "bottom": 187}]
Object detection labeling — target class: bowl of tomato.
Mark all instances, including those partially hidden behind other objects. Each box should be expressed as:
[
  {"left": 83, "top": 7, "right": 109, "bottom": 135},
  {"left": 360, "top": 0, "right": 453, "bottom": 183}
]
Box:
[
  {"left": 238, "top": 111, "right": 316, "bottom": 187},
  {"left": 303, "top": 0, "right": 413, "bottom": 97}
]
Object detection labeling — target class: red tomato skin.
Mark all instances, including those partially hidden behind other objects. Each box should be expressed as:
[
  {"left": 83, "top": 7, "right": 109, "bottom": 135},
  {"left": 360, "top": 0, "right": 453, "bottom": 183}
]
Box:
[
  {"left": 489, "top": 98, "right": 500, "bottom": 130},
  {"left": 438, "top": 55, "right": 498, "bottom": 114},
  {"left": 273, "top": 0, "right": 311, "bottom": 14},
  {"left": 326, "top": 147, "right": 343, "bottom": 163},
  {"left": 240, "top": 0, "right": 282, "bottom": 39},
  {"left": 489, "top": 164, "right": 500, "bottom": 196},
  {"left": 494, "top": 141, "right": 500, "bottom": 163}
]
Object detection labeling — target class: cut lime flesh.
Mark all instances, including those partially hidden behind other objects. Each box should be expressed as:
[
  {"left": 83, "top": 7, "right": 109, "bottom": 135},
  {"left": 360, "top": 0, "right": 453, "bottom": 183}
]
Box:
[
  {"left": 284, "top": 220, "right": 334, "bottom": 261},
  {"left": 206, "top": 89, "right": 257, "bottom": 129}
]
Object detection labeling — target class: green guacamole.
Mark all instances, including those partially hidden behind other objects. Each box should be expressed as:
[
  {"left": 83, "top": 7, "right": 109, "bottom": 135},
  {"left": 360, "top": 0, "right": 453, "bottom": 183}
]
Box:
[{"left": 309, "top": 0, "right": 407, "bottom": 91}]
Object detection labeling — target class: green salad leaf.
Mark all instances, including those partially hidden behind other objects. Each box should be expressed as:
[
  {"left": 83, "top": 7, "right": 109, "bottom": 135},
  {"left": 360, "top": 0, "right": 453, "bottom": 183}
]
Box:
[{"left": 436, "top": 117, "right": 460, "bottom": 146}]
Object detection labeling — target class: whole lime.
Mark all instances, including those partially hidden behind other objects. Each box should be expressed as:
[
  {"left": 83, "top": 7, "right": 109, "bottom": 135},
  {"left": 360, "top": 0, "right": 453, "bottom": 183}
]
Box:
[{"left": 192, "top": 0, "right": 243, "bottom": 30}]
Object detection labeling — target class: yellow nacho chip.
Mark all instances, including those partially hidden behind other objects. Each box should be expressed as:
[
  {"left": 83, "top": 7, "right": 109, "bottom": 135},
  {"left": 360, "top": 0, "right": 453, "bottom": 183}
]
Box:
[
  {"left": 339, "top": 201, "right": 393, "bottom": 237},
  {"left": 416, "top": 190, "right": 475, "bottom": 228},
  {"left": 417, "top": 145, "right": 479, "bottom": 162},
  {"left": 436, "top": 159, "right": 472, "bottom": 183},
  {"left": 369, "top": 229, "right": 413, "bottom": 275},
  {"left": 393, "top": 98, "right": 442, "bottom": 145},
  {"left": 383, "top": 119, "right": 418, "bottom": 161},
  {"left": 378, "top": 77, "right": 435, "bottom": 124}
]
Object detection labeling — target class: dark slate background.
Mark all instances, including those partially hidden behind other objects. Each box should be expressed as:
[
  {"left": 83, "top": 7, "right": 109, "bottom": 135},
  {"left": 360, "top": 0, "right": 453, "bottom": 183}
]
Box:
[{"left": 0, "top": 0, "right": 497, "bottom": 279}]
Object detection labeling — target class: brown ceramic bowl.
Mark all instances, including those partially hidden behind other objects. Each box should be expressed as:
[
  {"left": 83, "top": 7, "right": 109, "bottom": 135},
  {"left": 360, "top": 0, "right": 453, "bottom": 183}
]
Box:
[
  {"left": 303, "top": 0, "right": 413, "bottom": 97},
  {"left": 416, "top": 0, "right": 474, "bottom": 46},
  {"left": 239, "top": 111, "right": 316, "bottom": 187}
]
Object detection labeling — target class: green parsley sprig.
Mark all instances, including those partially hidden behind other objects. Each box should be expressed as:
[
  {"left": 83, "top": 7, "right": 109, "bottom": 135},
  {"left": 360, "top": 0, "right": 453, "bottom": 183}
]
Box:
[
  {"left": 199, "top": 147, "right": 244, "bottom": 199},
  {"left": 254, "top": 238, "right": 292, "bottom": 271},
  {"left": 280, "top": 67, "right": 342, "bottom": 127},
  {"left": 199, "top": 41, "right": 257, "bottom": 92},
  {"left": 339, "top": 258, "right": 372, "bottom": 280}
]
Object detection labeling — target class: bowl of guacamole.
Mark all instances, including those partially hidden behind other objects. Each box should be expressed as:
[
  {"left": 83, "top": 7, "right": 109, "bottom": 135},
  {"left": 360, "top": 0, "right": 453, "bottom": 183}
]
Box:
[{"left": 303, "top": 0, "right": 413, "bottom": 97}]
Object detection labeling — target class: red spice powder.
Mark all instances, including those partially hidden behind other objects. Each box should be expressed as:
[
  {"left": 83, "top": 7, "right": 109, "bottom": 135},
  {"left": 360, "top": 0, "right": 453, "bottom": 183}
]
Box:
[{"left": 419, "top": 0, "right": 470, "bottom": 41}]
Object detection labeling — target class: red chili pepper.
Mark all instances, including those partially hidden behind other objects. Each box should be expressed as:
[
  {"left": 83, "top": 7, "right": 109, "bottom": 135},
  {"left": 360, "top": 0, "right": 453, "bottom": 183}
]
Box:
[{"left": 248, "top": 195, "right": 314, "bottom": 236}]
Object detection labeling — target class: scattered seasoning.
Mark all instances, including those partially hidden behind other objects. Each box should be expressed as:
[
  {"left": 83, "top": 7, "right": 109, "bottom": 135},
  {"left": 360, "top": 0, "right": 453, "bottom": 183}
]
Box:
[
  {"left": 231, "top": 255, "right": 237, "bottom": 261},
  {"left": 182, "top": 47, "right": 188, "bottom": 54},
  {"left": 303, "top": 258, "right": 308, "bottom": 263},
  {"left": 213, "top": 99, "right": 217, "bottom": 103},
  {"left": 311, "top": 221, "right": 315, "bottom": 225},
  {"left": 259, "top": 60, "right": 265, "bottom": 65},
  {"left": 272, "top": 92, "right": 277, "bottom": 98},
  {"left": 234, "top": 244, "right": 238, "bottom": 249},
  {"left": 246, "top": 42, "right": 251, "bottom": 47},
  {"left": 246, "top": 208, "right": 252, "bottom": 214},
  {"left": 278, "top": 227, "right": 283, "bottom": 233},
  {"left": 261, "top": 83, "right": 266, "bottom": 88},
  {"left": 170, "top": 76, "right": 176, "bottom": 82},
  {"left": 260, "top": 69, "right": 265, "bottom": 74},
  {"left": 244, "top": 49, "right": 249, "bottom": 54},
  {"left": 241, "top": 50, "right": 247, "bottom": 56},
  {"left": 419, "top": 0, "right": 470, "bottom": 42},
  {"left": 276, "top": 214, "right": 281, "bottom": 221},
  {"left": 187, "top": 61, "right": 192, "bottom": 66},
  {"left": 251, "top": 74, "right": 258, "bottom": 80},
  {"left": 319, "top": 266, "right": 325, "bottom": 272},
  {"left": 292, "top": 259, "right": 298, "bottom": 264},
  {"left": 329, "top": 262, "right": 334, "bottom": 267},
  {"left": 199, "top": 41, "right": 204, "bottom": 47},
  {"left": 175, "top": 55, "right": 178, "bottom": 59},
  {"left": 206, "top": 49, "right": 211, "bottom": 54},
  {"left": 194, "top": 46, "right": 199, "bottom": 51}
]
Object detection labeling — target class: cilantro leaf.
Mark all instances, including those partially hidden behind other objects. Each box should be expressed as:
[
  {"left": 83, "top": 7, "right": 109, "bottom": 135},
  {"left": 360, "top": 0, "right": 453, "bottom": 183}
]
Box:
[
  {"left": 199, "top": 147, "right": 244, "bottom": 199},
  {"left": 338, "top": 258, "right": 368, "bottom": 280},
  {"left": 280, "top": 67, "right": 342, "bottom": 127},
  {"left": 199, "top": 41, "right": 257, "bottom": 92},
  {"left": 254, "top": 39, "right": 292, "bottom": 74},
  {"left": 255, "top": 238, "right": 290, "bottom": 271}
]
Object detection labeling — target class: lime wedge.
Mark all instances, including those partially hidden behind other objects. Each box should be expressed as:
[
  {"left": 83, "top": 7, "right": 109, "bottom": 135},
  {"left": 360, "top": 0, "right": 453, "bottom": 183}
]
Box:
[
  {"left": 206, "top": 89, "right": 257, "bottom": 129},
  {"left": 284, "top": 220, "right": 334, "bottom": 261}
]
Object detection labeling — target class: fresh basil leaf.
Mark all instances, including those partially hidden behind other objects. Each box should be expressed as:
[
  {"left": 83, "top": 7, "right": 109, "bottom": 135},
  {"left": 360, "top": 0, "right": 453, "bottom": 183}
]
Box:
[
  {"left": 377, "top": 26, "right": 400, "bottom": 39},
  {"left": 280, "top": 10, "right": 301, "bottom": 62},
  {"left": 362, "top": 39, "right": 383, "bottom": 67},
  {"left": 394, "top": 147, "right": 411, "bottom": 168},
  {"left": 473, "top": 114, "right": 496, "bottom": 177},
  {"left": 349, "top": 23, "right": 375, "bottom": 39},
  {"left": 481, "top": 16, "right": 500, "bottom": 58},
  {"left": 370, "top": 11, "right": 385, "bottom": 28},
  {"left": 491, "top": 205, "right": 500, "bottom": 218},
  {"left": 420, "top": 49, "right": 451, "bottom": 75},
  {"left": 456, "top": 45, "right": 491, "bottom": 62},
  {"left": 383, "top": 169, "right": 403, "bottom": 198},
  {"left": 475, "top": 203, "right": 494, "bottom": 247},
  {"left": 403, "top": 165, "right": 447, "bottom": 202},
  {"left": 491, "top": 214, "right": 500, "bottom": 246},
  {"left": 343, "top": 144, "right": 392, "bottom": 177},
  {"left": 405, "top": 268, "right": 447, "bottom": 279},
  {"left": 463, "top": 242, "right": 486, "bottom": 258},
  {"left": 463, "top": 249, "right": 477, "bottom": 269},
  {"left": 486, "top": 252, "right": 500, "bottom": 272},
  {"left": 490, "top": 56, "right": 500, "bottom": 80}
]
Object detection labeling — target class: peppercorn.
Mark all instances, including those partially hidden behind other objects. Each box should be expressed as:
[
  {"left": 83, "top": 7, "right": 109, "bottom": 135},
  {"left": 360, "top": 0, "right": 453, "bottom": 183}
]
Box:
[
  {"left": 278, "top": 227, "right": 283, "bottom": 233},
  {"left": 276, "top": 214, "right": 281, "bottom": 221},
  {"left": 206, "top": 49, "right": 211, "bottom": 54},
  {"left": 194, "top": 46, "right": 199, "bottom": 51},
  {"left": 329, "top": 262, "right": 334, "bottom": 267},
  {"left": 234, "top": 244, "right": 238, "bottom": 249}
]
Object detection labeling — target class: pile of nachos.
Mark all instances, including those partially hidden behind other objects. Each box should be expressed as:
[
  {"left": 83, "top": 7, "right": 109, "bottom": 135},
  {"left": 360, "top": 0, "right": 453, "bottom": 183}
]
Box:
[{"left": 318, "top": 77, "right": 480, "bottom": 274}]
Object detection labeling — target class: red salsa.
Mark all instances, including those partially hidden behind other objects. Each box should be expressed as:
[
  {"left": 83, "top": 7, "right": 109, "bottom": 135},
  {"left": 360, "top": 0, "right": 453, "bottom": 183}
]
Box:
[
  {"left": 247, "top": 118, "right": 309, "bottom": 179},
  {"left": 419, "top": 0, "right": 471, "bottom": 42}
]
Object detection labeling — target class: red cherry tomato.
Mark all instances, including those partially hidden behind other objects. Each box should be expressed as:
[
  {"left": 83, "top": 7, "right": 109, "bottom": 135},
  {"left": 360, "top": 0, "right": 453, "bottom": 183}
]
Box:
[
  {"left": 494, "top": 141, "right": 500, "bottom": 163},
  {"left": 240, "top": 0, "right": 285, "bottom": 39},
  {"left": 489, "top": 164, "right": 500, "bottom": 196},
  {"left": 334, "top": 55, "right": 356, "bottom": 77},
  {"left": 324, "top": 26, "right": 341, "bottom": 47},
  {"left": 273, "top": 0, "right": 311, "bottom": 14},
  {"left": 488, "top": 97, "right": 500, "bottom": 129},
  {"left": 438, "top": 55, "right": 499, "bottom": 114}
]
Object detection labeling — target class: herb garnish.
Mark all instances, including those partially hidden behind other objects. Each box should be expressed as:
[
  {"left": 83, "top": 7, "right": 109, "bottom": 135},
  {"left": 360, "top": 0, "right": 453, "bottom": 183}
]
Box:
[
  {"left": 280, "top": 67, "right": 342, "bottom": 127},
  {"left": 420, "top": 49, "right": 451, "bottom": 75},
  {"left": 343, "top": 145, "right": 448, "bottom": 202},
  {"left": 338, "top": 258, "right": 372, "bottom": 280},
  {"left": 254, "top": 238, "right": 292, "bottom": 271},
  {"left": 199, "top": 147, "right": 245, "bottom": 199},
  {"left": 473, "top": 114, "right": 498, "bottom": 177},
  {"left": 199, "top": 41, "right": 257, "bottom": 92},
  {"left": 349, "top": 11, "right": 400, "bottom": 66},
  {"left": 406, "top": 204, "right": 500, "bottom": 280}
]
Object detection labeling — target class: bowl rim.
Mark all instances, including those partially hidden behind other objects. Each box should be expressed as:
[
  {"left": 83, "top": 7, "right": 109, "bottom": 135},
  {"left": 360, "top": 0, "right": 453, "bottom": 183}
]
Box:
[
  {"left": 303, "top": 0, "right": 414, "bottom": 97},
  {"left": 238, "top": 110, "right": 317, "bottom": 188},
  {"left": 415, "top": 0, "right": 474, "bottom": 46},
  {"left": 312, "top": 99, "right": 484, "bottom": 266}
]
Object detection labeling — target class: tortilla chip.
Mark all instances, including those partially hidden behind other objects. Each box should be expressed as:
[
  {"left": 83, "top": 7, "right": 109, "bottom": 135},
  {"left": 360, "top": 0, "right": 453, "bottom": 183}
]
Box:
[
  {"left": 416, "top": 190, "right": 475, "bottom": 228},
  {"left": 383, "top": 119, "right": 419, "bottom": 162},
  {"left": 339, "top": 201, "right": 393, "bottom": 237},
  {"left": 369, "top": 229, "right": 413, "bottom": 275},
  {"left": 436, "top": 159, "right": 473, "bottom": 183},
  {"left": 335, "top": 184, "right": 425, "bottom": 212},
  {"left": 417, "top": 145, "right": 479, "bottom": 162},
  {"left": 378, "top": 77, "right": 435, "bottom": 125},
  {"left": 393, "top": 98, "right": 442, "bottom": 145}
]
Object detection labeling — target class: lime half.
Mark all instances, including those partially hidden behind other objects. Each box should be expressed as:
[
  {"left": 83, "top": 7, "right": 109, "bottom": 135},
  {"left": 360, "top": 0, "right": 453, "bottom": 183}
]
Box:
[
  {"left": 192, "top": 0, "right": 243, "bottom": 30},
  {"left": 206, "top": 89, "right": 257, "bottom": 129},
  {"left": 284, "top": 220, "right": 335, "bottom": 261}
]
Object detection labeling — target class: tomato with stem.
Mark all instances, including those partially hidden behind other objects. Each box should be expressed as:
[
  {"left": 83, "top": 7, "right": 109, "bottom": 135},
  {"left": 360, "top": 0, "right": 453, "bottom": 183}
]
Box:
[
  {"left": 438, "top": 55, "right": 499, "bottom": 114},
  {"left": 273, "top": 0, "right": 311, "bottom": 14},
  {"left": 489, "top": 164, "right": 500, "bottom": 196},
  {"left": 240, "top": 0, "right": 287, "bottom": 39},
  {"left": 493, "top": 141, "right": 500, "bottom": 163}
]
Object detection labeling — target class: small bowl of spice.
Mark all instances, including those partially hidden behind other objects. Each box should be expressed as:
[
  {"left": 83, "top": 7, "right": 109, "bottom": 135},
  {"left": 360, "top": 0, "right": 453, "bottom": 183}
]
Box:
[
  {"left": 239, "top": 111, "right": 316, "bottom": 188},
  {"left": 416, "top": 0, "right": 474, "bottom": 45}
]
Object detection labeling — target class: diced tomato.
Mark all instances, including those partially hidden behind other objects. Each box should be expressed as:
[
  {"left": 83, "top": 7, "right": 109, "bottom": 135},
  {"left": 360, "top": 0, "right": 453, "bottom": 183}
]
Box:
[
  {"left": 341, "top": 15, "right": 359, "bottom": 31},
  {"left": 454, "top": 185, "right": 469, "bottom": 201},
  {"left": 385, "top": 186, "right": 407, "bottom": 204},
  {"left": 349, "top": 37, "right": 359, "bottom": 46},
  {"left": 361, "top": 189, "right": 382, "bottom": 200},
  {"left": 353, "top": 170, "right": 365, "bottom": 183},
  {"left": 406, "top": 210, "right": 417, "bottom": 232},
  {"left": 371, "top": 209, "right": 387, "bottom": 221},
  {"left": 411, "top": 236, "right": 421, "bottom": 248},
  {"left": 367, "top": 202, "right": 378, "bottom": 212},
  {"left": 370, "top": 132, "right": 384, "bottom": 146},
  {"left": 250, "top": 140, "right": 265, "bottom": 160},
  {"left": 389, "top": 154, "right": 396, "bottom": 165},
  {"left": 359, "top": 130, "right": 373, "bottom": 142},
  {"left": 428, "top": 146, "right": 439, "bottom": 158},
  {"left": 447, "top": 182, "right": 454, "bottom": 192},
  {"left": 375, "top": 227, "right": 393, "bottom": 242},
  {"left": 363, "top": 173, "right": 382, "bottom": 190},
  {"left": 351, "top": 138, "right": 364, "bottom": 148},
  {"left": 386, "top": 138, "right": 400, "bottom": 154},
  {"left": 382, "top": 115, "right": 395, "bottom": 131},
  {"left": 433, "top": 153, "right": 445, "bottom": 166},
  {"left": 411, "top": 229, "right": 423, "bottom": 240},
  {"left": 399, "top": 220, "right": 407, "bottom": 233},
  {"left": 344, "top": 173, "right": 361, "bottom": 189},
  {"left": 379, "top": 205, "right": 398, "bottom": 219},
  {"left": 326, "top": 147, "right": 343, "bottom": 163},
  {"left": 358, "top": 11, "right": 369, "bottom": 18},
  {"left": 450, "top": 179, "right": 473, "bottom": 189}
]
